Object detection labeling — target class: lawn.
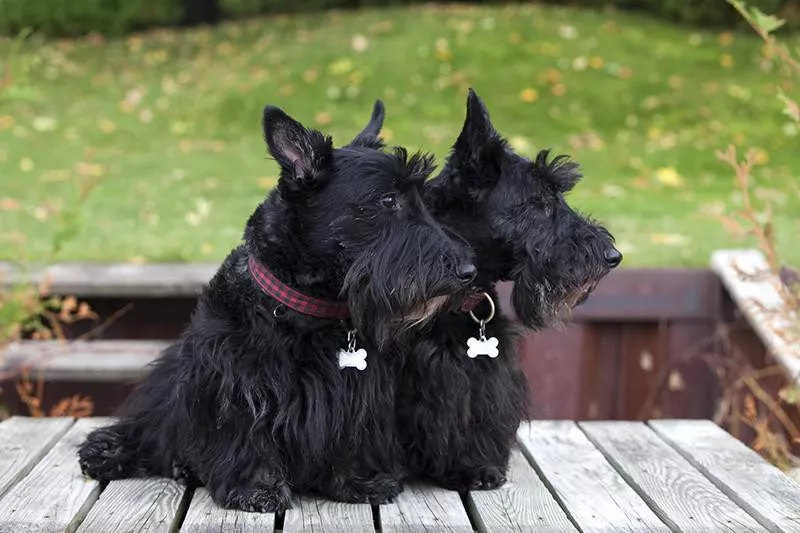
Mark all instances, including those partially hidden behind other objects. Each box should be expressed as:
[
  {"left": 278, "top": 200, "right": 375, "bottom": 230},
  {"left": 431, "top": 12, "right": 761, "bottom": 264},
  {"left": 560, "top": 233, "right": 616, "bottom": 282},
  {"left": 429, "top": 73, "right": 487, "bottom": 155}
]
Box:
[{"left": 0, "top": 3, "right": 798, "bottom": 267}]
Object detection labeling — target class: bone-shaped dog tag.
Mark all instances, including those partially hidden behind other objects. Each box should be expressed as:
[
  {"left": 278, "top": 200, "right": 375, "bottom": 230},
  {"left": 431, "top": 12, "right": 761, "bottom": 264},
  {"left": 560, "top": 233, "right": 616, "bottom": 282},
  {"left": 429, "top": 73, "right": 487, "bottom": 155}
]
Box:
[
  {"left": 337, "top": 348, "right": 368, "bottom": 370},
  {"left": 466, "top": 336, "right": 499, "bottom": 358}
]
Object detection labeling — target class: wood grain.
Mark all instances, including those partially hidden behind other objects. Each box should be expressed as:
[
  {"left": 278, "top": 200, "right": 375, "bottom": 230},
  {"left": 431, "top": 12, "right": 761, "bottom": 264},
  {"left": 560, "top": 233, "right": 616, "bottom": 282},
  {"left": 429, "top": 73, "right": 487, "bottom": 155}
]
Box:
[
  {"left": 466, "top": 447, "right": 576, "bottom": 532},
  {"left": 0, "top": 418, "right": 110, "bottom": 533},
  {"left": 76, "top": 478, "right": 187, "bottom": 533},
  {"left": 581, "top": 420, "right": 767, "bottom": 532},
  {"left": 283, "top": 497, "right": 373, "bottom": 532},
  {"left": 652, "top": 419, "right": 800, "bottom": 532},
  {"left": 0, "top": 417, "right": 73, "bottom": 499},
  {"left": 378, "top": 483, "right": 471, "bottom": 532},
  {"left": 0, "top": 262, "right": 216, "bottom": 297},
  {"left": 3, "top": 340, "right": 167, "bottom": 382},
  {"left": 181, "top": 488, "right": 275, "bottom": 533},
  {"left": 517, "top": 421, "right": 669, "bottom": 533}
]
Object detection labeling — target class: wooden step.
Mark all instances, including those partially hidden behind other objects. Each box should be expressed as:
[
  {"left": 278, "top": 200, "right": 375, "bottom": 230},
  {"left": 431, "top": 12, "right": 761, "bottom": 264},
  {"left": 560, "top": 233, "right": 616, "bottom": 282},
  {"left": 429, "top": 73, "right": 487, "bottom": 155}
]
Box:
[
  {"left": 0, "top": 262, "right": 217, "bottom": 297},
  {"left": 2, "top": 340, "right": 168, "bottom": 382}
]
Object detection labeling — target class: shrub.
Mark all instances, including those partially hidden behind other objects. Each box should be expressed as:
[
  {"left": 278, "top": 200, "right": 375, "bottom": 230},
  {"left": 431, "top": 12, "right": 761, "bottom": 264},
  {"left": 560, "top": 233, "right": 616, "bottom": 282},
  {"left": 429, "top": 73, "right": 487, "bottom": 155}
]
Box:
[{"left": 2, "top": 0, "right": 799, "bottom": 37}]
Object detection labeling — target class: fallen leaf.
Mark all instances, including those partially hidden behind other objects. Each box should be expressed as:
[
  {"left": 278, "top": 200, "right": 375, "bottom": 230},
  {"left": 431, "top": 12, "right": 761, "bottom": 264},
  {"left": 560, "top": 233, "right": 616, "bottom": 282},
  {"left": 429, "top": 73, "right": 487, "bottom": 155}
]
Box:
[
  {"left": 315, "top": 112, "right": 332, "bottom": 126},
  {"left": 718, "top": 32, "right": 734, "bottom": 46},
  {"left": 519, "top": 88, "right": 539, "bottom": 103},
  {"left": 0, "top": 198, "right": 20, "bottom": 211},
  {"left": 601, "top": 184, "right": 625, "bottom": 198},
  {"left": 650, "top": 233, "right": 690, "bottom": 246},
  {"left": 257, "top": 176, "right": 277, "bottom": 190},
  {"left": 557, "top": 25, "right": 578, "bottom": 40},
  {"left": 655, "top": 167, "right": 683, "bottom": 187},
  {"left": 551, "top": 84, "right": 567, "bottom": 96},
  {"left": 99, "top": 119, "right": 117, "bottom": 133},
  {"left": 19, "top": 158, "right": 34, "bottom": 172},
  {"left": 351, "top": 34, "right": 369, "bottom": 53},
  {"left": 720, "top": 53, "right": 734, "bottom": 68},
  {"left": 32, "top": 116, "right": 58, "bottom": 132}
]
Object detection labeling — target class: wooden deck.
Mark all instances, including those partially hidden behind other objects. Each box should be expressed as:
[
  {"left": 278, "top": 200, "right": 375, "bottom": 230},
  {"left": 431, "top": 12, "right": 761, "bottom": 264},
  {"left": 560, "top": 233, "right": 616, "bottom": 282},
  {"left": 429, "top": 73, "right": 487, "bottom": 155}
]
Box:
[{"left": 0, "top": 418, "right": 799, "bottom": 532}]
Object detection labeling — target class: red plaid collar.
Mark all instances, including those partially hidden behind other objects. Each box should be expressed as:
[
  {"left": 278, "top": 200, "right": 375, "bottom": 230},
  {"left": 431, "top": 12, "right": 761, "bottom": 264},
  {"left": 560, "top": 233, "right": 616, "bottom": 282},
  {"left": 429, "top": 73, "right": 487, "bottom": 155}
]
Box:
[
  {"left": 460, "top": 292, "right": 484, "bottom": 312},
  {"left": 248, "top": 255, "right": 350, "bottom": 319},
  {"left": 248, "top": 254, "right": 483, "bottom": 319}
]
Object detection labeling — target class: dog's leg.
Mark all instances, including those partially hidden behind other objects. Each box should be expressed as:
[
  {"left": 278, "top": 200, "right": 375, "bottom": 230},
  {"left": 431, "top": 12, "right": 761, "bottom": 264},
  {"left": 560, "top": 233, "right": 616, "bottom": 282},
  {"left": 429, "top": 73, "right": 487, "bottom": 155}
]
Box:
[
  {"left": 199, "top": 437, "right": 292, "bottom": 513},
  {"left": 78, "top": 421, "right": 159, "bottom": 481},
  {"left": 323, "top": 471, "right": 404, "bottom": 505}
]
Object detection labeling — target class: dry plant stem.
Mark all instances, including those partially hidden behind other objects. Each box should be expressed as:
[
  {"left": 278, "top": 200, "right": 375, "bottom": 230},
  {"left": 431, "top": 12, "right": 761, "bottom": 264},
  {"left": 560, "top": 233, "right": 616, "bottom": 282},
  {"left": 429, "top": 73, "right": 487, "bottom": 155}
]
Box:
[{"left": 729, "top": 1, "right": 800, "bottom": 75}]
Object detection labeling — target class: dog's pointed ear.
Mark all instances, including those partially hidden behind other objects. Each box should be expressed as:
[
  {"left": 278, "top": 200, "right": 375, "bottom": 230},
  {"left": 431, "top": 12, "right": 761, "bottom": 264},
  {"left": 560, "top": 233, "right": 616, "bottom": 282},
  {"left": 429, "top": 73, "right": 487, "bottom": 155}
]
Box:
[
  {"left": 349, "top": 100, "right": 385, "bottom": 149},
  {"left": 455, "top": 88, "right": 499, "bottom": 151},
  {"left": 263, "top": 105, "right": 333, "bottom": 189},
  {"left": 444, "top": 88, "right": 504, "bottom": 198}
]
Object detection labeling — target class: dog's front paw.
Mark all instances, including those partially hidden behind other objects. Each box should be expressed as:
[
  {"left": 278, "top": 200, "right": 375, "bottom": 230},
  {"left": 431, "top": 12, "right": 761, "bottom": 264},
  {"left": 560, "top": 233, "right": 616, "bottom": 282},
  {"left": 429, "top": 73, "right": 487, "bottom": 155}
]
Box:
[
  {"left": 329, "top": 475, "right": 404, "bottom": 505},
  {"left": 221, "top": 482, "right": 293, "bottom": 513},
  {"left": 436, "top": 467, "right": 507, "bottom": 491}
]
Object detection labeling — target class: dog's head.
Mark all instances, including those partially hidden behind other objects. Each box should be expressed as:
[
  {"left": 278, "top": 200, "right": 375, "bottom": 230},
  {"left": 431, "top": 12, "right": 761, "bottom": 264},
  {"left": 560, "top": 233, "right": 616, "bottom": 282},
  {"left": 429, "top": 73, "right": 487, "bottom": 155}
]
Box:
[
  {"left": 425, "top": 89, "right": 621, "bottom": 330},
  {"left": 247, "top": 105, "right": 476, "bottom": 346}
]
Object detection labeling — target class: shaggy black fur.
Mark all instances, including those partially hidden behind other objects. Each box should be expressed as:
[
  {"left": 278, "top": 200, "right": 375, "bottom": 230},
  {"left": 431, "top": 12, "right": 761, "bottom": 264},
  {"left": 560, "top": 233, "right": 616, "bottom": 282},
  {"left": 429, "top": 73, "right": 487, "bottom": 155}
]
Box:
[
  {"left": 77, "top": 104, "right": 476, "bottom": 512},
  {"left": 357, "top": 89, "right": 621, "bottom": 491}
]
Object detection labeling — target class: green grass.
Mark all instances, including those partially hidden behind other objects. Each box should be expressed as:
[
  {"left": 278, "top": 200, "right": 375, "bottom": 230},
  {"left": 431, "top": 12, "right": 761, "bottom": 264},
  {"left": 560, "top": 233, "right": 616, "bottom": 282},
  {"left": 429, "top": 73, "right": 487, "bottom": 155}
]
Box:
[{"left": 1, "top": 4, "right": 798, "bottom": 267}]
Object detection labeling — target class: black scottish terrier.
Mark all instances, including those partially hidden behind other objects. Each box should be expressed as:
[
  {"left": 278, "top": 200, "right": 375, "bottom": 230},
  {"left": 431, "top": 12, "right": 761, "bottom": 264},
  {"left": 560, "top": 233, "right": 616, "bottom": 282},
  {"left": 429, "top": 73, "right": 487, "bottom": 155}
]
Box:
[
  {"left": 77, "top": 104, "right": 477, "bottom": 511},
  {"left": 356, "top": 89, "right": 621, "bottom": 491}
]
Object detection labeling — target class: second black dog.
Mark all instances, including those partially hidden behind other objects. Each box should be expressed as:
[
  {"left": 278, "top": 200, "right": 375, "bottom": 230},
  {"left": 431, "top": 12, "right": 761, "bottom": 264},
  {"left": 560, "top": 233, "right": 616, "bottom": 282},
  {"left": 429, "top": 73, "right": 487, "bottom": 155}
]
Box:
[{"left": 356, "top": 90, "right": 621, "bottom": 491}]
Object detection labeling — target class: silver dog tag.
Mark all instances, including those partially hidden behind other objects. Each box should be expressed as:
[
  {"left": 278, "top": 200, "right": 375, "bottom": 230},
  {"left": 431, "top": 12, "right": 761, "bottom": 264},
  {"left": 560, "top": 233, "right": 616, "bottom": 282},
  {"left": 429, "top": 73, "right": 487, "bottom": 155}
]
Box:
[{"left": 338, "top": 329, "right": 367, "bottom": 371}]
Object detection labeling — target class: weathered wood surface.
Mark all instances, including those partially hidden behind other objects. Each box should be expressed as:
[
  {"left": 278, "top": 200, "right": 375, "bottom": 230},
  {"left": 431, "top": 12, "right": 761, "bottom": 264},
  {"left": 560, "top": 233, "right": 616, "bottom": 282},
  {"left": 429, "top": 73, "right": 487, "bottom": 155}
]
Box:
[
  {"left": 283, "top": 497, "right": 373, "bottom": 532},
  {"left": 0, "top": 417, "right": 797, "bottom": 532},
  {"left": 0, "top": 418, "right": 109, "bottom": 533},
  {"left": 581, "top": 420, "right": 768, "bottom": 532},
  {"left": 517, "top": 421, "right": 670, "bottom": 533},
  {"left": 711, "top": 249, "right": 800, "bottom": 379},
  {"left": 2, "top": 340, "right": 167, "bottom": 381},
  {"left": 0, "top": 417, "right": 73, "bottom": 499},
  {"left": 466, "top": 447, "right": 576, "bottom": 532},
  {"left": 180, "top": 488, "right": 275, "bottom": 533},
  {"left": 76, "top": 478, "right": 187, "bottom": 533},
  {"left": 379, "top": 483, "right": 472, "bottom": 533},
  {"left": 651, "top": 419, "right": 800, "bottom": 532},
  {"left": 0, "top": 262, "right": 217, "bottom": 297}
]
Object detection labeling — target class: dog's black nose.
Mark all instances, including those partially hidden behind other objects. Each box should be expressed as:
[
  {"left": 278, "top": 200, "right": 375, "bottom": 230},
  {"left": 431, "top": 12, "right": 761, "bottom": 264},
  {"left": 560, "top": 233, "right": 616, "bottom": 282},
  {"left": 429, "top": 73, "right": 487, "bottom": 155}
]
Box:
[
  {"left": 604, "top": 248, "right": 623, "bottom": 268},
  {"left": 456, "top": 263, "right": 478, "bottom": 283}
]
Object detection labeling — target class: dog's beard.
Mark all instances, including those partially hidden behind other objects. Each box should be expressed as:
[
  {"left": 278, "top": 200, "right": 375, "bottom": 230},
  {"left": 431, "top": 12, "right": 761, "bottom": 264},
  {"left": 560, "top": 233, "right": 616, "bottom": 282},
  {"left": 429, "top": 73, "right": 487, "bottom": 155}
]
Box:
[
  {"left": 512, "top": 257, "right": 607, "bottom": 330},
  {"left": 342, "top": 226, "right": 469, "bottom": 348},
  {"left": 399, "top": 295, "right": 450, "bottom": 330}
]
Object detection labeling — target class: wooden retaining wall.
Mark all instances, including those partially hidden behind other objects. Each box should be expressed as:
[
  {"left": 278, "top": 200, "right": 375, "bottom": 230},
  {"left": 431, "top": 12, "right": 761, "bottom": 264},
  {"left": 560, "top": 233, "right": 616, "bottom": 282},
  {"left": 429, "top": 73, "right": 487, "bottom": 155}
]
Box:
[{"left": 0, "top": 265, "right": 770, "bottom": 421}]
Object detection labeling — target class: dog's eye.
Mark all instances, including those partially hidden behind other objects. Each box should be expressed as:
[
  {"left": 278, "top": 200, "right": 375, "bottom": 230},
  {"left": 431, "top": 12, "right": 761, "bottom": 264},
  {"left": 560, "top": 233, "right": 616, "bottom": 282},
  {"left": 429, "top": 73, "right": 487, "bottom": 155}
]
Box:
[{"left": 379, "top": 193, "right": 399, "bottom": 210}]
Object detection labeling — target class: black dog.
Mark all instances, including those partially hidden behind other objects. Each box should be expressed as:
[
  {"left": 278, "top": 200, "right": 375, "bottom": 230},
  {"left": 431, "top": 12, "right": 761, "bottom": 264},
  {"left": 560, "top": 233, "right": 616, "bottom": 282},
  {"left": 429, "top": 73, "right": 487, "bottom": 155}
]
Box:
[
  {"left": 77, "top": 104, "right": 477, "bottom": 512},
  {"left": 357, "top": 89, "right": 621, "bottom": 491}
]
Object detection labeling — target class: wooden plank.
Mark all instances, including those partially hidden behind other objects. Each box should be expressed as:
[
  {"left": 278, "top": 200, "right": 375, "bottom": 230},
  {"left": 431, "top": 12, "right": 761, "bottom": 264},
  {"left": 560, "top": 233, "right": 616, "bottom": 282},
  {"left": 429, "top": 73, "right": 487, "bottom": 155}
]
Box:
[
  {"left": 283, "top": 497, "right": 373, "bottom": 532},
  {"left": 651, "top": 419, "right": 800, "bottom": 532},
  {"left": 181, "top": 488, "right": 275, "bottom": 533},
  {"left": 616, "top": 324, "right": 661, "bottom": 419},
  {"left": 578, "top": 324, "right": 622, "bottom": 419},
  {"left": 711, "top": 249, "right": 800, "bottom": 380},
  {"left": 517, "top": 421, "right": 669, "bottom": 533},
  {"left": 0, "top": 417, "right": 73, "bottom": 499},
  {"left": 466, "top": 447, "right": 576, "bottom": 532},
  {"left": 0, "top": 417, "right": 110, "bottom": 533},
  {"left": 519, "top": 326, "right": 587, "bottom": 419},
  {"left": 76, "top": 478, "right": 187, "bottom": 533},
  {"left": 580, "top": 420, "right": 768, "bottom": 532},
  {"left": 378, "top": 483, "right": 471, "bottom": 533},
  {"left": 496, "top": 268, "right": 720, "bottom": 322},
  {"left": 0, "top": 262, "right": 216, "bottom": 297},
  {"left": 2, "top": 340, "right": 167, "bottom": 382}
]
